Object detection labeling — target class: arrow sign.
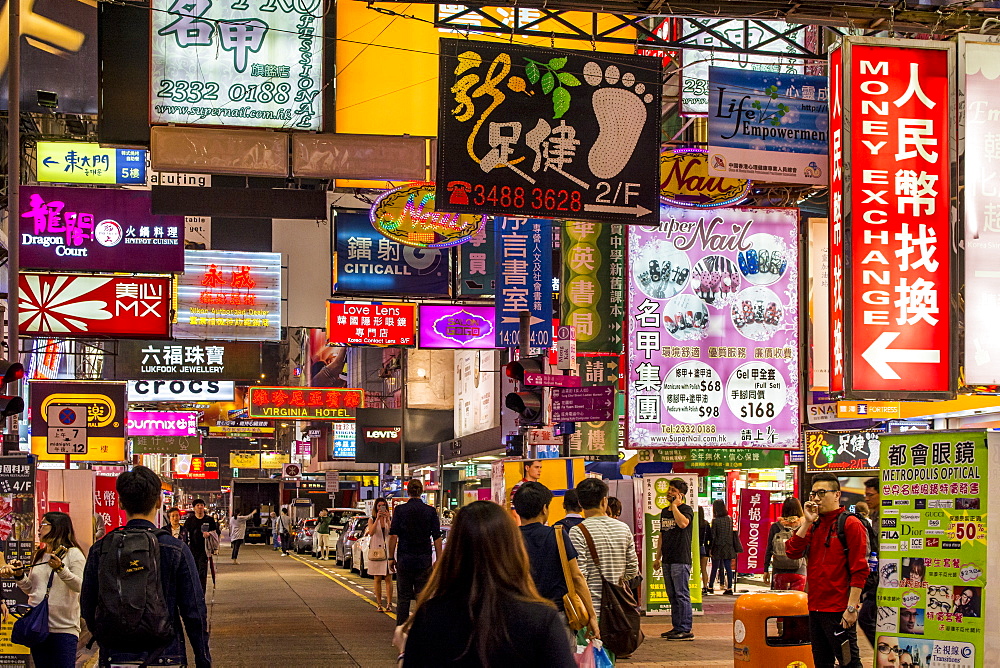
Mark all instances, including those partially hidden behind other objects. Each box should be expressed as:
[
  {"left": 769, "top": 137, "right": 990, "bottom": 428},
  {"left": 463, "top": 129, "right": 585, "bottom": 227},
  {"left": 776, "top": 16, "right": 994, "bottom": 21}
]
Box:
[
  {"left": 861, "top": 332, "right": 940, "bottom": 380},
  {"left": 583, "top": 203, "right": 653, "bottom": 217},
  {"left": 551, "top": 385, "right": 615, "bottom": 422},
  {"left": 42, "top": 157, "right": 58, "bottom": 167}
]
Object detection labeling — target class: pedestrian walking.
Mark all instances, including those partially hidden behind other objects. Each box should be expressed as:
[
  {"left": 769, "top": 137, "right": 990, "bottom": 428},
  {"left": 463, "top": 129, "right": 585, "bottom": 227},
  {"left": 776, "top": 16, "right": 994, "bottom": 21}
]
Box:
[
  {"left": 606, "top": 497, "right": 623, "bottom": 519},
  {"left": 709, "top": 499, "right": 738, "bottom": 595},
  {"left": 81, "top": 466, "right": 211, "bottom": 668},
  {"left": 268, "top": 512, "right": 279, "bottom": 550},
  {"left": 551, "top": 489, "right": 584, "bottom": 532},
  {"left": 863, "top": 478, "right": 880, "bottom": 525},
  {"left": 163, "top": 507, "right": 189, "bottom": 543},
  {"left": 697, "top": 507, "right": 711, "bottom": 595},
  {"left": 400, "top": 500, "right": 576, "bottom": 668},
  {"left": 183, "top": 499, "right": 220, "bottom": 591},
  {"left": 1, "top": 512, "right": 85, "bottom": 668},
  {"left": 274, "top": 507, "right": 292, "bottom": 556},
  {"left": 764, "top": 497, "right": 807, "bottom": 592},
  {"left": 314, "top": 509, "right": 333, "bottom": 560},
  {"left": 388, "top": 480, "right": 442, "bottom": 626},
  {"left": 785, "top": 473, "right": 870, "bottom": 668},
  {"left": 513, "top": 482, "right": 598, "bottom": 637},
  {"left": 365, "top": 498, "right": 393, "bottom": 612},
  {"left": 653, "top": 478, "right": 695, "bottom": 641},
  {"left": 229, "top": 508, "right": 255, "bottom": 564}
]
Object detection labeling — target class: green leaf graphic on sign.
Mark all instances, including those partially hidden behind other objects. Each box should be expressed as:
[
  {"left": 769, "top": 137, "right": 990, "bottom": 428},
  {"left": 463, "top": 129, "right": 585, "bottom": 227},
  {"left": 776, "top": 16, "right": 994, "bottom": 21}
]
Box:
[
  {"left": 557, "top": 72, "right": 581, "bottom": 87},
  {"left": 552, "top": 86, "right": 571, "bottom": 119},
  {"left": 548, "top": 57, "right": 567, "bottom": 71},
  {"left": 525, "top": 60, "right": 540, "bottom": 84},
  {"left": 541, "top": 71, "right": 555, "bottom": 95}
]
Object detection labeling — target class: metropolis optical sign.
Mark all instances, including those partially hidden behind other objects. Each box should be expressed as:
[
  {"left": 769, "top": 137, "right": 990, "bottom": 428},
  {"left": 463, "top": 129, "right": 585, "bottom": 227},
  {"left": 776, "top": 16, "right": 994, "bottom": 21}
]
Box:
[{"left": 151, "top": 0, "right": 323, "bottom": 130}]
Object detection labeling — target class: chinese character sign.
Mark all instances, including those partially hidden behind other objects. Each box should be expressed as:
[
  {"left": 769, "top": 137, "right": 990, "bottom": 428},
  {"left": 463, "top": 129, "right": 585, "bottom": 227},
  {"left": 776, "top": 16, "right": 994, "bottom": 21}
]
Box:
[
  {"left": 0, "top": 456, "right": 35, "bottom": 662},
  {"left": 835, "top": 38, "right": 955, "bottom": 398},
  {"left": 561, "top": 221, "right": 624, "bottom": 353},
  {"left": 627, "top": 208, "right": 800, "bottom": 449},
  {"left": 737, "top": 490, "right": 767, "bottom": 573},
  {"left": 326, "top": 301, "right": 416, "bottom": 346},
  {"left": 94, "top": 475, "right": 127, "bottom": 533},
  {"left": 436, "top": 39, "right": 661, "bottom": 224},
  {"left": 36, "top": 142, "right": 146, "bottom": 185},
  {"left": 19, "top": 186, "right": 184, "bottom": 274},
  {"left": 643, "top": 474, "right": 702, "bottom": 613},
  {"left": 877, "top": 432, "right": 987, "bottom": 668},
  {"left": 127, "top": 411, "right": 198, "bottom": 437},
  {"left": 805, "top": 429, "right": 881, "bottom": 472},
  {"left": 568, "top": 356, "right": 620, "bottom": 458},
  {"left": 110, "top": 340, "right": 261, "bottom": 380},
  {"left": 495, "top": 217, "right": 552, "bottom": 349},
  {"left": 151, "top": 0, "right": 322, "bottom": 129},
  {"left": 829, "top": 46, "right": 845, "bottom": 395},
  {"left": 458, "top": 218, "right": 496, "bottom": 296},
  {"left": 247, "top": 386, "right": 363, "bottom": 420},
  {"left": 418, "top": 304, "right": 496, "bottom": 349}
]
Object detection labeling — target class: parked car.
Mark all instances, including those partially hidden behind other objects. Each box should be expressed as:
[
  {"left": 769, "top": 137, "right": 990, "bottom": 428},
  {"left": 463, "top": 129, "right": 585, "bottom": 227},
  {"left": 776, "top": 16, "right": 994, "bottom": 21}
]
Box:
[
  {"left": 295, "top": 509, "right": 366, "bottom": 556},
  {"left": 293, "top": 518, "right": 319, "bottom": 554},
  {"left": 351, "top": 533, "right": 371, "bottom": 577},
  {"left": 335, "top": 515, "right": 368, "bottom": 569}
]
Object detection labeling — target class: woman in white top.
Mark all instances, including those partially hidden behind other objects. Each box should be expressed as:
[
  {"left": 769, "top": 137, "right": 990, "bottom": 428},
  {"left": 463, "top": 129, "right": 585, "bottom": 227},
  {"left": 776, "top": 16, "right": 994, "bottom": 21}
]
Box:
[
  {"left": 229, "top": 508, "right": 256, "bottom": 564},
  {"left": 3, "top": 512, "right": 85, "bottom": 668},
  {"left": 365, "top": 498, "right": 393, "bottom": 612}
]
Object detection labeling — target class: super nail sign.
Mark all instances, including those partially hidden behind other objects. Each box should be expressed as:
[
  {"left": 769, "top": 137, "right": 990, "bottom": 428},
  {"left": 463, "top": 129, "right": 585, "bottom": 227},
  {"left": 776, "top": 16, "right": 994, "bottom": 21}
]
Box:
[
  {"left": 830, "top": 37, "right": 955, "bottom": 400},
  {"left": 435, "top": 39, "right": 662, "bottom": 223}
]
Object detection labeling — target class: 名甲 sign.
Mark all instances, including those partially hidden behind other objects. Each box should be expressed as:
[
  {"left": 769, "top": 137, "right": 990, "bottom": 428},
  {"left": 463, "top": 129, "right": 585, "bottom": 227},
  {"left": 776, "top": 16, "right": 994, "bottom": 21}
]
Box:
[
  {"left": 436, "top": 39, "right": 661, "bottom": 223},
  {"left": 30, "top": 382, "right": 126, "bottom": 462},
  {"left": 830, "top": 38, "right": 955, "bottom": 399},
  {"left": 248, "top": 387, "right": 364, "bottom": 420},
  {"left": 418, "top": 304, "right": 496, "bottom": 349},
  {"left": 110, "top": 340, "right": 261, "bottom": 381},
  {"left": 151, "top": 0, "right": 322, "bottom": 130},
  {"left": 36, "top": 142, "right": 146, "bottom": 185},
  {"left": 494, "top": 217, "right": 553, "bottom": 349},
  {"left": 19, "top": 186, "right": 185, "bottom": 274},
  {"left": 370, "top": 183, "right": 486, "bottom": 249},
  {"left": 327, "top": 301, "right": 416, "bottom": 347},
  {"left": 551, "top": 385, "right": 614, "bottom": 422},
  {"left": 19, "top": 274, "right": 171, "bottom": 339}
]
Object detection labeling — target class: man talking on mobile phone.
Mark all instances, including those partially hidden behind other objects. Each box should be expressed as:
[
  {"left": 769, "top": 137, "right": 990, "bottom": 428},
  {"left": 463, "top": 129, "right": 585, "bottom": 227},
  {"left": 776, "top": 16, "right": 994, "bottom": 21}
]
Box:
[{"left": 784, "top": 473, "right": 869, "bottom": 668}]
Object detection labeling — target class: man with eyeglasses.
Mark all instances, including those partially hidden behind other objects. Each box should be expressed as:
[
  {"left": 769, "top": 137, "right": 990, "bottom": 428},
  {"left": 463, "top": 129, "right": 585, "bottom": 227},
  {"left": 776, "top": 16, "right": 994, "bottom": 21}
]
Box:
[{"left": 785, "top": 473, "right": 869, "bottom": 668}]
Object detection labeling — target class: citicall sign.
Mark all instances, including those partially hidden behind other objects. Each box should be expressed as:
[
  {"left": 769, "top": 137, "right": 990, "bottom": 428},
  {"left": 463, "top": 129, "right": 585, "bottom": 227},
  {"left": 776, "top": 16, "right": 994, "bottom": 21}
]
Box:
[{"left": 127, "top": 380, "right": 235, "bottom": 402}]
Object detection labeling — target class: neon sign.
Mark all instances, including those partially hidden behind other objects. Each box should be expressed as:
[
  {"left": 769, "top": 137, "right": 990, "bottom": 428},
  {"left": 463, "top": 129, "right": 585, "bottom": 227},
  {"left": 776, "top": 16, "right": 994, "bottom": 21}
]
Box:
[
  {"left": 660, "top": 148, "right": 752, "bottom": 209},
  {"left": 369, "top": 182, "right": 486, "bottom": 249}
]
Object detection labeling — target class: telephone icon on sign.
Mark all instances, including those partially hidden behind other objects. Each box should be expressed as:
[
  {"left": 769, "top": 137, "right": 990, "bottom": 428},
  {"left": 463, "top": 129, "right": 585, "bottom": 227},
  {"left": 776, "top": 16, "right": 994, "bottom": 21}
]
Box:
[{"left": 447, "top": 181, "right": 472, "bottom": 205}]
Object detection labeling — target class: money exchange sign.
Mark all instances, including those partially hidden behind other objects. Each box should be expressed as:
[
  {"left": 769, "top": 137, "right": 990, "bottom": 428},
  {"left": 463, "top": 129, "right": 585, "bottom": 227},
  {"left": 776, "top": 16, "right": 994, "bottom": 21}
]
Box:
[
  {"left": 627, "top": 208, "right": 800, "bottom": 448},
  {"left": 561, "top": 221, "right": 624, "bottom": 353},
  {"left": 436, "top": 39, "right": 661, "bottom": 223}
]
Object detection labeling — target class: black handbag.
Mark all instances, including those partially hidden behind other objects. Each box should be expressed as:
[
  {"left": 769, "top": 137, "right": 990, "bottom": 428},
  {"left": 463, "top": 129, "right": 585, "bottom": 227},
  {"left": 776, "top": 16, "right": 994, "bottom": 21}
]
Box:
[
  {"left": 578, "top": 524, "right": 644, "bottom": 657},
  {"left": 11, "top": 570, "right": 55, "bottom": 648}
]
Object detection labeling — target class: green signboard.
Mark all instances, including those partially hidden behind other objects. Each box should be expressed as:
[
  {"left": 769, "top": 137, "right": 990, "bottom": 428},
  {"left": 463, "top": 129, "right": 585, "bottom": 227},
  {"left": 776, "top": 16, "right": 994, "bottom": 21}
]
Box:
[
  {"left": 876, "top": 432, "right": 987, "bottom": 668},
  {"left": 643, "top": 474, "right": 702, "bottom": 614},
  {"left": 638, "top": 447, "right": 786, "bottom": 470},
  {"left": 561, "top": 221, "right": 624, "bottom": 353}
]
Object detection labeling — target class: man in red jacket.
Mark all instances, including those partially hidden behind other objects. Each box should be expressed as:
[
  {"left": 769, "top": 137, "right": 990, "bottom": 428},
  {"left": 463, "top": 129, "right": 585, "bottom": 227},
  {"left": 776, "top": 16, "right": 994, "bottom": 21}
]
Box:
[{"left": 785, "top": 473, "right": 869, "bottom": 668}]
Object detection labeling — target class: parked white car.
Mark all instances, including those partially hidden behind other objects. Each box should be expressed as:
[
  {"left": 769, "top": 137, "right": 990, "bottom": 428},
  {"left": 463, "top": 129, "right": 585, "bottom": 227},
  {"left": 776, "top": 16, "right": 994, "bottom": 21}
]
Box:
[{"left": 351, "top": 533, "right": 371, "bottom": 577}]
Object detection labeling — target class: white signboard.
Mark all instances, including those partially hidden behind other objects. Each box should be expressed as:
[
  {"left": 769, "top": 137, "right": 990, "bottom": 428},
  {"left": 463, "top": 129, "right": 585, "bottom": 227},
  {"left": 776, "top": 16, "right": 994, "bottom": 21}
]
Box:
[
  {"left": 127, "top": 380, "right": 236, "bottom": 402},
  {"left": 47, "top": 405, "right": 88, "bottom": 455},
  {"left": 454, "top": 350, "right": 499, "bottom": 438},
  {"left": 151, "top": 0, "right": 323, "bottom": 130},
  {"left": 324, "top": 471, "right": 340, "bottom": 493}
]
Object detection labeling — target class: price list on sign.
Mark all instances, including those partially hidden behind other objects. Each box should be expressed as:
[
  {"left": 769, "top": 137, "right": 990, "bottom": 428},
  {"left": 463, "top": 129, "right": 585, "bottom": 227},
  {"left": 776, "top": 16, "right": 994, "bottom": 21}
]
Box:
[{"left": 627, "top": 208, "right": 799, "bottom": 449}]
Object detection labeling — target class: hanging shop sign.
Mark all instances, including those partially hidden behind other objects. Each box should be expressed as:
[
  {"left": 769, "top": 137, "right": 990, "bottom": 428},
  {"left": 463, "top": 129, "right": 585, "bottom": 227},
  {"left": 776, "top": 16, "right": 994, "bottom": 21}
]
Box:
[
  {"left": 208, "top": 419, "right": 274, "bottom": 435},
  {"left": 94, "top": 475, "right": 127, "bottom": 533},
  {"left": 418, "top": 304, "right": 496, "bottom": 349},
  {"left": 561, "top": 221, "right": 624, "bottom": 353},
  {"left": 568, "top": 356, "right": 620, "bottom": 458},
  {"left": 36, "top": 142, "right": 146, "bottom": 185},
  {"left": 230, "top": 452, "right": 261, "bottom": 469},
  {"left": 830, "top": 37, "right": 955, "bottom": 400},
  {"left": 150, "top": 0, "right": 322, "bottom": 130},
  {"left": 707, "top": 67, "right": 829, "bottom": 185},
  {"left": 659, "top": 148, "right": 751, "bottom": 209},
  {"left": 260, "top": 452, "right": 290, "bottom": 469},
  {"left": 627, "top": 207, "right": 800, "bottom": 449},
  {"left": 247, "top": 386, "right": 364, "bottom": 420},
  {"left": 126, "top": 380, "right": 236, "bottom": 402},
  {"left": 736, "top": 489, "right": 767, "bottom": 574},
  {"left": 370, "top": 183, "right": 486, "bottom": 249},
  {"left": 962, "top": 37, "right": 1000, "bottom": 385},
  {"left": 19, "top": 186, "right": 185, "bottom": 274},
  {"left": 131, "top": 435, "right": 201, "bottom": 455},
  {"left": 0, "top": 455, "right": 35, "bottom": 664},
  {"left": 110, "top": 340, "right": 261, "bottom": 380},
  {"left": 333, "top": 212, "right": 450, "bottom": 297},
  {"left": 126, "top": 411, "right": 198, "bottom": 437},
  {"left": 436, "top": 39, "right": 661, "bottom": 224},
  {"left": 829, "top": 46, "right": 845, "bottom": 397},
  {"left": 494, "top": 217, "right": 553, "bottom": 349},
  {"left": 877, "top": 431, "right": 986, "bottom": 668},
  {"left": 30, "top": 382, "right": 127, "bottom": 462},
  {"left": 637, "top": 447, "right": 786, "bottom": 469},
  {"left": 332, "top": 421, "right": 356, "bottom": 458},
  {"left": 804, "top": 429, "right": 881, "bottom": 473},
  {"left": 174, "top": 250, "right": 281, "bottom": 342},
  {"left": 457, "top": 220, "right": 495, "bottom": 297},
  {"left": 172, "top": 455, "right": 219, "bottom": 480},
  {"left": 19, "top": 274, "right": 171, "bottom": 339},
  {"left": 326, "top": 301, "right": 416, "bottom": 347}
]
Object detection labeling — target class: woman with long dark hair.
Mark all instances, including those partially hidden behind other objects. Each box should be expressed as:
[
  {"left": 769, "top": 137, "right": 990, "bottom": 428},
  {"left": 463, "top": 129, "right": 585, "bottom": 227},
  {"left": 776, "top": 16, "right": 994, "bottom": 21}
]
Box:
[
  {"left": 709, "top": 499, "right": 737, "bottom": 595},
  {"left": 365, "top": 498, "right": 393, "bottom": 612},
  {"left": 2, "top": 512, "right": 85, "bottom": 667},
  {"left": 401, "top": 501, "right": 575, "bottom": 667}
]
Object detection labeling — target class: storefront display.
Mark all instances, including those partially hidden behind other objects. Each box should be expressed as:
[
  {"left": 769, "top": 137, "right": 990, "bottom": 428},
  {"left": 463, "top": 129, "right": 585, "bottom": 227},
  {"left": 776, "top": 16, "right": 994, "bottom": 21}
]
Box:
[{"left": 643, "top": 473, "right": 701, "bottom": 614}]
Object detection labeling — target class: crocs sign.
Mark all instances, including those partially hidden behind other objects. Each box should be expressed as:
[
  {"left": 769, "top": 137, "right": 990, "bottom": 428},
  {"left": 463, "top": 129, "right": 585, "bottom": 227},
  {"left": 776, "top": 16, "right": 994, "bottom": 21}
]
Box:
[
  {"left": 370, "top": 183, "right": 486, "bottom": 249},
  {"left": 659, "top": 148, "right": 751, "bottom": 209}
]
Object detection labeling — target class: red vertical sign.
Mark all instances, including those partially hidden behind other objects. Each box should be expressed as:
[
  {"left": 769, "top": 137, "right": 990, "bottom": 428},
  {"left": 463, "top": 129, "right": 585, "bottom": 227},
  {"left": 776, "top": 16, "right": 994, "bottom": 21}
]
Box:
[
  {"left": 737, "top": 489, "right": 767, "bottom": 574},
  {"left": 836, "top": 39, "right": 954, "bottom": 398},
  {"left": 829, "top": 46, "right": 845, "bottom": 395},
  {"left": 94, "top": 475, "right": 127, "bottom": 533}
]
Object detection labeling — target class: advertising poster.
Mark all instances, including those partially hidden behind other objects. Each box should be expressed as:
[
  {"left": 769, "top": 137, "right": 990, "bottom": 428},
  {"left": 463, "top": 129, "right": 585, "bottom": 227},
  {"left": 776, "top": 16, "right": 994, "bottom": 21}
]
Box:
[
  {"left": 736, "top": 489, "right": 767, "bottom": 574},
  {"left": 876, "top": 432, "right": 987, "bottom": 668},
  {"left": 333, "top": 212, "right": 449, "bottom": 297},
  {"left": 805, "top": 429, "right": 881, "bottom": 473},
  {"left": 419, "top": 305, "right": 496, "bottom": 349},
  {"left": 627, "top": 207, "right": 800, "bottom": 448},
  {"left": 494, "top": 217, "right": 553, "bottom": 349},
  {"left": 643, "top": 474, "right": 701, "bottom": 614},
  {"left": 455, "top": 351, "right": 500, "bottom": 438},
  {"left": 637, "top": 448, "right": 785, "bottom": 470},
  {"left": 568, "top": 356, "right": 620, "bottom": 458},
  {"left": 151, "top": 0, "right": 322, "bottom": 129},
  {"left": 36, "top": 142, "right": 146, "bottom": 185},
  {"left": 0, "top": 456, "right": 35, "bottom": 665},
  {"left": 332, "top": 422, "right": 357, "bottom": 459},
  {"left": 561, "top": 221, "right": 625, "bottom": 353},
  {"left": 29, "top": 382, "right": 127, "bottom": 462},
  {"left": 436, "top": 38, "right": 661, "bottom": 224},
  {"left": 110, "top": 340, "right": 261, "bottom": 381},
  {"left": 94, "top": 474, "right": 127, "bottom": 533},
  {"left": 707, "top": 66, "right": 828, "bottom": 185},
  {"left": 457, "top": 219, "right": 496, "bottom": 297}
]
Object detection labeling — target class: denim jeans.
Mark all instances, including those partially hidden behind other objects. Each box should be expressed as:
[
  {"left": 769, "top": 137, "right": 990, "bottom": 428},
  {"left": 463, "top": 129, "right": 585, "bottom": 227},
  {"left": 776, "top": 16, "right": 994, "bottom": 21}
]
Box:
[
  {"left": 710, "top": 557, "right": 734, "bottom": 589},
  {"left": 662, "top": 562, "right": 693, "bottom": 633},
  {"left": 31, "top": 631, "right": 77, "bottom": 668}
]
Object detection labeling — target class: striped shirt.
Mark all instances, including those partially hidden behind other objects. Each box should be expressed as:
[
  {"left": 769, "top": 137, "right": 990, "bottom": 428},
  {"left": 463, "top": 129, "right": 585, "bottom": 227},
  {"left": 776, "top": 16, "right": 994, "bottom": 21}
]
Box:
[{"left": 569, "top": 515, "right": 638, "bottom": 617}]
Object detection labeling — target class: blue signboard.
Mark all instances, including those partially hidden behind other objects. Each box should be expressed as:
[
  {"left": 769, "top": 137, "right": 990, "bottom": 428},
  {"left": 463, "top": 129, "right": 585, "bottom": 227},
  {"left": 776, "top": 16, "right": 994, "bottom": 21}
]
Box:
[
  {"left": 332, "top": 422, "right": 356, "bottom": 459},
  {"left": 494, "top": 217, "right": 553, "bottom": 350},
  {"left": 333, "top": 212, "right": 449, "bottom": 296},
  {"left": 707, "top": 66, "right": 829, "bottom": 185}
]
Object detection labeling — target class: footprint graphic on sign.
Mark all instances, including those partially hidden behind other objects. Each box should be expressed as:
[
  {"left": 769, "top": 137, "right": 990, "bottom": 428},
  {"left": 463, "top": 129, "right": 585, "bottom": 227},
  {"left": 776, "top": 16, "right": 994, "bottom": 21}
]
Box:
[{"left": 583, "top": 62, "right": 654, "bottom": 180}]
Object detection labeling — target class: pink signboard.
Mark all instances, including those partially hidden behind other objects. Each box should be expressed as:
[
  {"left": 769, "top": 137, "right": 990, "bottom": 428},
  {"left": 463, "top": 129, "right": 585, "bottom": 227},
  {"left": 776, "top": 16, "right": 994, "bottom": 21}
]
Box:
[
  {"left": 736, "top": 489, "right": 767, "bottom": 574},
  {"left": 417, "top": 304, "right": 496, "bottom": 349},
  {"left": 627, "top": 207, "right": 800, "bottom": 449},
  {"left": 126, "top": 411, "right": 198, "bottom": 437}
]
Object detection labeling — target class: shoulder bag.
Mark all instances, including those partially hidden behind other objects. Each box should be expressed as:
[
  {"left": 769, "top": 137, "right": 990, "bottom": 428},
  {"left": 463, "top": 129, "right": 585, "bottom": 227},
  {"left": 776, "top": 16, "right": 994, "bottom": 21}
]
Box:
[
  {"left": 554, "top": 527, "right": 588, "bottom": 632},
  {"left": 11, "top": 570, "right": 55, "bottom": 648},
  {"left": 368, "top": 521, "right": 388, "bottom": 561},
  {"left": 578, "top": 524, "right": 644, "bottom": 657}
]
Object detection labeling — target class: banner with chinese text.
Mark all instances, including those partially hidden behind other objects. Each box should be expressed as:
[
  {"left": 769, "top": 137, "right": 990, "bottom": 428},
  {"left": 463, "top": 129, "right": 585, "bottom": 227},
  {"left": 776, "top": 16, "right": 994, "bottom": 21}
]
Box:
[
  {"left": 736, "top": 489, "right": 767, "bottom": 573},
  {"left": 561, "top": 221, "right": 624, "bottom": 352},
  {"left": 0, "top": 456, "right": 35, "bottom": 665},
  {"left": 643, "top": 474, "right": 701, "bottom": 614},
  {"left": 494, "top": 218, "right": 552, "bottom": 349}
]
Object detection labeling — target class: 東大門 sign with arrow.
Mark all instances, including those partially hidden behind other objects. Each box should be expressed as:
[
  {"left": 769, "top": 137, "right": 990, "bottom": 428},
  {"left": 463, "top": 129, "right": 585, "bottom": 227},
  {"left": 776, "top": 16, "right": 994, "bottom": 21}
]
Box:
[{"left": 36, "top": 142, "right": 146, "bottom": 185}]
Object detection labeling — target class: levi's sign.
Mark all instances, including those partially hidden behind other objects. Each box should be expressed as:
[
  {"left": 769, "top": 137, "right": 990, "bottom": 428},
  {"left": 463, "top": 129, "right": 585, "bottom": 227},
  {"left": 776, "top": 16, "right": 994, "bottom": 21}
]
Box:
[{"left": 248, "top": 386, "right": 364, "bottom": 420}]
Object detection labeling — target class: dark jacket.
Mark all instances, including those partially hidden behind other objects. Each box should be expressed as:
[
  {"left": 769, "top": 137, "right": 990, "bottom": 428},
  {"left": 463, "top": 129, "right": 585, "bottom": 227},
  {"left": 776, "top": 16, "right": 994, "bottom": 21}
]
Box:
[
  {"left": 710, "top": 516, "right": 737, "bottom": 560},
  {"left": 81, "top": 519, "right": 211, "bottom": 668}
]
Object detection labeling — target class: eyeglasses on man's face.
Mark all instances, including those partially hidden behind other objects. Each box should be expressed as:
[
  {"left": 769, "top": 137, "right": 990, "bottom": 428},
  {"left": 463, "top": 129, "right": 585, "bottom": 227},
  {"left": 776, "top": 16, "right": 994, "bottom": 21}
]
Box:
[
  {"left": 877, "top": 643, "right": 900, "bottom": 655},
  {"left": 39, "top": 522, "right": 51, "bottom": 527},
  {"left": 808, "top": 488, "right": 836, "bottom": 498}
]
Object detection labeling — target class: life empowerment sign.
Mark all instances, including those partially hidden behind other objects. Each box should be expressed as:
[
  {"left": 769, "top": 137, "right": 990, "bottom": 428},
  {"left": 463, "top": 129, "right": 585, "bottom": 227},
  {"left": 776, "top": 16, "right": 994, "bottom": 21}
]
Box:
[
  {"left": 126, "top": 411, "right": 198, "bottom": 437},
  {"left": 436, "top": 39, "right": 661, "bottom": 224},
  {"left": 830, "top": 38, "right": 955, "bottom": 399},
  {"left": 326, "top": 301, "right": 416, "bottom": 346},
  {"left": 627, "top": 208, "right": 799, "bottom": 449},
  {"left": 151, "top": 0, "right": 322, "bottom": 130},
  {"left": 19, "top": 186, "right": 184, "bottom": 273}
]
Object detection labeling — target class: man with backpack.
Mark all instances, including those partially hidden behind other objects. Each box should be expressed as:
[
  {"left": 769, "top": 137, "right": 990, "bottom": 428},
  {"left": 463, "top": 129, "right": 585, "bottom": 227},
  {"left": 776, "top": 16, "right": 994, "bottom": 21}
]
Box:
[
  {"left": 785, "top": 473, "right": 871, "bottom": 668},
  {"left": 81, "top": 466, "right": 211, "bottom": 668},
  {"left": 763, "top": 497, "right": 807, "bottom": 591},
  {"left": 183, "top": 499, "right": 220, "bottom": 592}
]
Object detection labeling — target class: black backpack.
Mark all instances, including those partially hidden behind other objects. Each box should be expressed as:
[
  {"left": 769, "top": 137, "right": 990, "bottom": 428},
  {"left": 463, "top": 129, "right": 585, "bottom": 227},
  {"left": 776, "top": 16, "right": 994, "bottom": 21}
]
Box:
[
  {"left": 91, "top": 526, "right": 174, "bottom": 653},
  {"left": 831, "top": 512, "right": 879, "bottom": 601}
]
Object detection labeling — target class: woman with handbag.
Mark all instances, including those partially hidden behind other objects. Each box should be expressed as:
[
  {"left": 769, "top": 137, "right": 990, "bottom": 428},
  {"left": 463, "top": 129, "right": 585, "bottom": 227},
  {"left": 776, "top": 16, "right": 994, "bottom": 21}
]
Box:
[
  {"left": 366, "top": 498, "right": 393, "bottom": 612},
  {"left": 2, "top": 511, "right": 85, "bottom": 668},
  {"left": 709, "top": 500, "right": 737, "bottom": 595}
]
